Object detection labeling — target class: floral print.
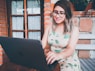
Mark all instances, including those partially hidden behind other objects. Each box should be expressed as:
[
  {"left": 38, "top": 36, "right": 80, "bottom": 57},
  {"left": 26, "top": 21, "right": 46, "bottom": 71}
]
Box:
[{"left": 48, "top": 31, "right": 82, "bottom": 71}]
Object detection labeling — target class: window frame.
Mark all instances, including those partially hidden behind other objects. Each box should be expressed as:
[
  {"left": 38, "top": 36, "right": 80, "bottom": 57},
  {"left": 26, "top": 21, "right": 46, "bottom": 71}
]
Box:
[{"left": 6, "top": 0, "right": 44, "bottom": 39}]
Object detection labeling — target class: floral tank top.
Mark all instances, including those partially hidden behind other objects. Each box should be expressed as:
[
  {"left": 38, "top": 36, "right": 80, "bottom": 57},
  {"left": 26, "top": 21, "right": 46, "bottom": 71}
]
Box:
[
  {"left": 47, "top": 28, "right": 82, "bottom": 71},
  {"left": 48, "top": 30, "right": 70, "bottom": 53}
]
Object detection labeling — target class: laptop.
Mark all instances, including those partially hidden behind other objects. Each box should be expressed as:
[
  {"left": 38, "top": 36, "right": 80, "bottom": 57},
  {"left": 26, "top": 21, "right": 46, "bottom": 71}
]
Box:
[{"left": 0, "top": 36, "right": 51, "bottom": 71}]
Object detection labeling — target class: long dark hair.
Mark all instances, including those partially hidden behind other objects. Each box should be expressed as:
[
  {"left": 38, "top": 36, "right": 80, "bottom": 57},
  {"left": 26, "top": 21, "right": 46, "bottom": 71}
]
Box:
[{"left": 52, "top": 0, "right": 73, "bottom": 33}]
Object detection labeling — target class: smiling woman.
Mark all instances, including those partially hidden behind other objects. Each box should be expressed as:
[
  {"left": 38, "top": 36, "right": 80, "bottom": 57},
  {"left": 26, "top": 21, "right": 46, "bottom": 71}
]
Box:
[{"left": 42, "top": 0, "right": 82, "bottom": 71}]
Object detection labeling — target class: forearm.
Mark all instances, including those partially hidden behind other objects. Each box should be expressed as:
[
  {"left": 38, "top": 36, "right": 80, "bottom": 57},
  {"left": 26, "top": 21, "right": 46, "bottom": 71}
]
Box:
[{"left": 59, "top": 46, "right": 76, "bottom": 59}]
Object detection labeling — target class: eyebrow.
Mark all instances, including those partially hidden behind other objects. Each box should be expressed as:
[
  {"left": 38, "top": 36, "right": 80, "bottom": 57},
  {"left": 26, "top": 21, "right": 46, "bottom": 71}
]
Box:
[{"left": 53, "top": 10, "right": 65, "bottom": 12}]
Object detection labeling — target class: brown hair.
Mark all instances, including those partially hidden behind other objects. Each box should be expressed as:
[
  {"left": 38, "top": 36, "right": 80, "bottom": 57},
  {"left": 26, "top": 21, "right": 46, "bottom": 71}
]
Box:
[{"left": 52, "top": 0, "right": 73, "bottom": 32}]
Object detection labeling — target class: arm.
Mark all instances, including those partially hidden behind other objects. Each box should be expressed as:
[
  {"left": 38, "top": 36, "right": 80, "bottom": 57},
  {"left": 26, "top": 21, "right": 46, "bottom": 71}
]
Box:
[
  {"left": 59, "top": 17, "right": 79, "bottom": 59},
  {"left": 60, "top": 25, "right": 79, "bottom": 58},
  {"left": 41, "top": 24, "right": 52, "bottom": 55}
]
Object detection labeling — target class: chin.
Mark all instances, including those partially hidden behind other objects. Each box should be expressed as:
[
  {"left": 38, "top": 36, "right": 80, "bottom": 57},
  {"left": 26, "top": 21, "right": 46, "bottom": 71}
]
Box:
[{"left": 55, "top": 21, "right": 63, "bottom": 24}]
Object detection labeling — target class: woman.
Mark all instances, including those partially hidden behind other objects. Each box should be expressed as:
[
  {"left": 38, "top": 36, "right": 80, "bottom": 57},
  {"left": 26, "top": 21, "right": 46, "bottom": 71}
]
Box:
[{"left": 42, "top": 0, "right": 81, "bottom": 71}]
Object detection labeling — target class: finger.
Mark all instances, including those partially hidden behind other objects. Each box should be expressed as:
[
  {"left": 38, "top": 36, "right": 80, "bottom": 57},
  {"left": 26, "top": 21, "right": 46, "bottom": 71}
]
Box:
[
  {"left": 47, "top": 54, "right": 56, "bottom": 64},
  {"left": 47, "top": 51, "right": 52, "bottom": 56},
  {"left": 46, "top": 52, "right": 54, "bottom": 61},
  {"left": 50, "top": 57, "right": 57, "bottom": 64}
]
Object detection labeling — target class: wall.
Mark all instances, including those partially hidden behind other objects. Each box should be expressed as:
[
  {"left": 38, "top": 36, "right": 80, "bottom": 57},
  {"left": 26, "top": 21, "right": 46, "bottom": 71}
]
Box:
[
  {"left": 44, "top": 0, "right": 58, "bottom": 29},
  {"left": 0, "top": 0, "right": 8, "bottom": 36},
  {"left": 0, "top": 0, "right": 8, "bottom": 66},
  {"left": 78, "top": 17, "right": 94, "bottom": 58}
]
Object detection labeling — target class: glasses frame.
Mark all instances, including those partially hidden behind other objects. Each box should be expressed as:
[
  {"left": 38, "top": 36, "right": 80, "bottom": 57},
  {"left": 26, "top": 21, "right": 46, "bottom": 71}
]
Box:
[{"left": 52, "top": 10, "right": 65, "bottom": 17}]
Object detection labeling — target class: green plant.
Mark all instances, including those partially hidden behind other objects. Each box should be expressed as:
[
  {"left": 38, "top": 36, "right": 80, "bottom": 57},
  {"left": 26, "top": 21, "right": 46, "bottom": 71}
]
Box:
[{"left": 70, "top": 0, "right": 92, "bottom": 11}]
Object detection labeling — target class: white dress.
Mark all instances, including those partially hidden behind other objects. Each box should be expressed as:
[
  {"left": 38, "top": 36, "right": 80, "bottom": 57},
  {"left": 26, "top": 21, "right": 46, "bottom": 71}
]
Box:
[{"left": 48, "top": 30, "right": 82, "bottom": 71}]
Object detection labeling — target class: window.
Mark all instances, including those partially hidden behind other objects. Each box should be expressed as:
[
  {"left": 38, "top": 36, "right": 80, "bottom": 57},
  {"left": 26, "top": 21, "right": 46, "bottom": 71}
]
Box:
[{"left": 9, "top": 0, "right": 44, "bottom": 40}]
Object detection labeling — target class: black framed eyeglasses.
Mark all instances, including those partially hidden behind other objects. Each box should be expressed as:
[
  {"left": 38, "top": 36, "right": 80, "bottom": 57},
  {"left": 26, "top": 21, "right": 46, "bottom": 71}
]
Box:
[{"left": 52, "top": 10, "right": 65, "bottom": 17}]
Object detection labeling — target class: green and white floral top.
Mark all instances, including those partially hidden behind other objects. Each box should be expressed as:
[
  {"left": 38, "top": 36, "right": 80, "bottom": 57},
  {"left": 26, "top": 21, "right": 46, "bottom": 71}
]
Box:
[
  {"left": 48, "top": 30, "right": 70, "bottom": 53},
  {"left": 47, "top": 29, "right": 82, "bottom": 71}
]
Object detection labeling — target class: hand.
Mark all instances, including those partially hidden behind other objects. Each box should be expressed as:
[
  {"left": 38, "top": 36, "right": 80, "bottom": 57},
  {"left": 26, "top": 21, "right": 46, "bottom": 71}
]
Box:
[{"left": 46, "top": 51, "right": 63, "bottom": 64}]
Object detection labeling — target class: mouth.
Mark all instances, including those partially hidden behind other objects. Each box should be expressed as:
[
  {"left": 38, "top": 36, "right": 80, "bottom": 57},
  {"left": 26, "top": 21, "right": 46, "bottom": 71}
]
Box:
[{"left": 55, "top": 18, "right": 61, "bottom": 22}]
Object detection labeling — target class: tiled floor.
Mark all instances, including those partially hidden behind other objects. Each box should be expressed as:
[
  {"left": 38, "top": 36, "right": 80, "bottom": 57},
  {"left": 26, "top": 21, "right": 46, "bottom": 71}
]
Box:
[{"left": 80, "top": 58, "right": 95, "bottom": 71}]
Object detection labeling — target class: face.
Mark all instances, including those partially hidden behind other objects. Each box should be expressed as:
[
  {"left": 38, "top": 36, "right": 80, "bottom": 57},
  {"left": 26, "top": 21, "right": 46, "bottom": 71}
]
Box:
[{"left": 52, "top": 6, "right": 66, "bottom": 24}]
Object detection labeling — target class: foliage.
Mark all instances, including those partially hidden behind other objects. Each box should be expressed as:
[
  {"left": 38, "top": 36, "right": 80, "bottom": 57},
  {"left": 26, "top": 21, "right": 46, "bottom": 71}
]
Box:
[{"left": 70, "top": 0, "right": 93, "bottom": 11}]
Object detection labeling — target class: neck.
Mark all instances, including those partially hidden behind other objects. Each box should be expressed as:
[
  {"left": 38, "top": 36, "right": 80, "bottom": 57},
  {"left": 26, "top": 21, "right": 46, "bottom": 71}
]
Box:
[{"left": 53, "top": 23, "right": 64, "bottom": 32}]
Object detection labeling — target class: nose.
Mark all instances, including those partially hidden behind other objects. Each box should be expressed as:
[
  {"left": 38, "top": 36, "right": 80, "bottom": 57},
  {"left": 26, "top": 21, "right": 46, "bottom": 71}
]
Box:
[{"left": 56, "top": 14, "right": 60, "bottom": 17}]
